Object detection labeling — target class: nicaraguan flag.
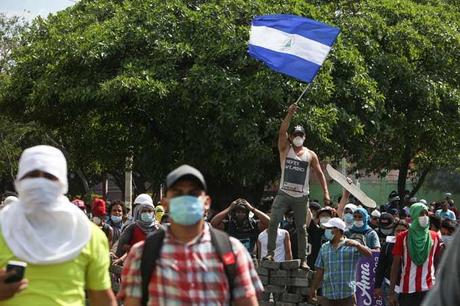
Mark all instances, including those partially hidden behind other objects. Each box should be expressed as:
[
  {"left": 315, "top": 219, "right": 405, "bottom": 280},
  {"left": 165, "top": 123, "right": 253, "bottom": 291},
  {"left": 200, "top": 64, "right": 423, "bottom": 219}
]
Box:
[{"left": 248, "top": 14, "right": 340, "bottom": 83}]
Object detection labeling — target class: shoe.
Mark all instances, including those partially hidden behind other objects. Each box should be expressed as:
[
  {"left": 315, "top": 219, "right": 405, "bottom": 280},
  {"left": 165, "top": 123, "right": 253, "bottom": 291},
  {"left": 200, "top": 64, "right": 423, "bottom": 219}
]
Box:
[
  {"left": 300, "top": 259, "right": 310, "bottom": 270},
  {"left": 262, "top": 254, "right": 274, "bottom": 261}
]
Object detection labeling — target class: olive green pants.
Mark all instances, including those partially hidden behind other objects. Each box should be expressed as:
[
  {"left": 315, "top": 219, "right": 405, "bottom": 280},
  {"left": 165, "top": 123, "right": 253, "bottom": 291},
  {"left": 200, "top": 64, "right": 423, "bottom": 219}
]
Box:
[{"left": 267, "top": 191, "right": 309, "bottom": 259}]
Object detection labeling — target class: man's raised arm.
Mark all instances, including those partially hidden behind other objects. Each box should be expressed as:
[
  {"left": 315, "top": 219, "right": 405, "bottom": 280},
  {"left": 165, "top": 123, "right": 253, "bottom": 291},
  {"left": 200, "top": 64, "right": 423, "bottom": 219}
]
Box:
[{"left": 278, "top": 104, "right": 297, "bottom": 153}]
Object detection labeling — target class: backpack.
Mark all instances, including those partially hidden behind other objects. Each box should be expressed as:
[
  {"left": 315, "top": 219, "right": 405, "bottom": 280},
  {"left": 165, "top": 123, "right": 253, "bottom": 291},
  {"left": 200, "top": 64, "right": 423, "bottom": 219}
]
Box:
[
  {"left": 348, "top": 228, "right": 373, "bottom": 247},
  {"left": 140, "top": 226, "right": 237, "bottom": 306}
]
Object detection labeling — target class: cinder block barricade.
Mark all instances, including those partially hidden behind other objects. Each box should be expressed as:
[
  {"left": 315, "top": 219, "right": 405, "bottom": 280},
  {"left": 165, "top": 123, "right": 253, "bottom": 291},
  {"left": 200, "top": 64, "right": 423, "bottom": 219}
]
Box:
[{"left": 257, "top": 259, "right": 317, "bottom": 306}]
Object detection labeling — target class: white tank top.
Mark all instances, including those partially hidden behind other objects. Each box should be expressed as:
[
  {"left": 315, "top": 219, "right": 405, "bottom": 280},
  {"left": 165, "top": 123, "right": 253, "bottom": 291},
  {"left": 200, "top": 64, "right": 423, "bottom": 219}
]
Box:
[
  {"left": 279, "top": 146, "right": 311, "bottom": 197},
  {"left": 258, "top": 229, "right": 288, "bottom": 262}
]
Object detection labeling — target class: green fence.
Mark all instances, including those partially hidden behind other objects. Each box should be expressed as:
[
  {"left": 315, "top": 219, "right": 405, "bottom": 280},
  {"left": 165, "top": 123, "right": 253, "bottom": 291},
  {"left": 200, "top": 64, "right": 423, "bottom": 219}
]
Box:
[{"left": 309, "top": 179, "right": 458, "bottom": 208}]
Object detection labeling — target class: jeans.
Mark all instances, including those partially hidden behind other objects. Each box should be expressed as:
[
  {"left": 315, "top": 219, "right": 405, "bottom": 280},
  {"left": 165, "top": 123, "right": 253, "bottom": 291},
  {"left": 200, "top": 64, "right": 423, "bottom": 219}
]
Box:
[{"left": 267, "top": 191, "right": 309, "bottom": 260}]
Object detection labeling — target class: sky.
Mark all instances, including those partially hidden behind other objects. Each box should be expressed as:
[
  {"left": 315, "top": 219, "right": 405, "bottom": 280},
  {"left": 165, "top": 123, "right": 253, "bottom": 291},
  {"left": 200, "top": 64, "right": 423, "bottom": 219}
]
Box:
[{"left": 0, "top": 0, "right": 75, "bottom": 20}]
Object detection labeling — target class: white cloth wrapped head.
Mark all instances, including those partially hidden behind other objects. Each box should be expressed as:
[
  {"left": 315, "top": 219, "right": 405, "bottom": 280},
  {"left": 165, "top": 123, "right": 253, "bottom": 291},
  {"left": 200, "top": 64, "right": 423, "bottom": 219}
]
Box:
[{"left": 1, "top": 145, "right": 91, "bottom": 265}]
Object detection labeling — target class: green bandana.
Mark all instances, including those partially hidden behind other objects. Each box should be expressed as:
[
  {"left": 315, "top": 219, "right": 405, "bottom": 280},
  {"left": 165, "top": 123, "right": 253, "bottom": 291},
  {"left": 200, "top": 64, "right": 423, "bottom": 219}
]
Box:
[{"left": 408, "top": 203, "right": 432, "bottom": 266}]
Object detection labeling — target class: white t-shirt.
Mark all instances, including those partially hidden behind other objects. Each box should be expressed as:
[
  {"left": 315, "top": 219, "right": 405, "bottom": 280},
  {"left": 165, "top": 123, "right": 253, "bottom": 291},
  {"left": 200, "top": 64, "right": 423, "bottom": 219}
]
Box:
[{"left": 258, "top": 228, "right": 288, "bottom": 262}]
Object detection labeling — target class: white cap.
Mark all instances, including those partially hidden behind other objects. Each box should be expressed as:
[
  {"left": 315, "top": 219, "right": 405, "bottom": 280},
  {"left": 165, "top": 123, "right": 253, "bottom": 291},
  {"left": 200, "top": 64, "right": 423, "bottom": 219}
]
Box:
[
  {"left": 445, "top": 192, "right": 452, "bottom": 198},
  {"left": 322, "top": 217, "right": 346, "bottom": 232},
  {"left": 133, "top": 194, "right": 153, "bottom": 206},
  {"left": 344, "top": 203, "right": 357, "bottom": 213},
  {"left": 371, "top": 209, "right": 381, "bottom": 218},
  {"left": 420, "top": 199, "right": 427, "bottom": 205}
]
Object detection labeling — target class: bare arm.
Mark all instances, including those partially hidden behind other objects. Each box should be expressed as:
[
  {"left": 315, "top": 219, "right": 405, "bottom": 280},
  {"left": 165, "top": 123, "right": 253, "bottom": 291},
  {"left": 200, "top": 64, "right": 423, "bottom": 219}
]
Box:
[
  {"left": 210, "top": 200, "right": 237, "bottom": 230},
  {"left": 337, "top": 186, "right": 351, "bottom": 218},
  {"left": 308, "top": 267, "right": 324, "bottom": 301},
  {"left": 284, "top": 231, "right": 293, "bottom": 260},
  {"left": 310, "top": 151, "right": 330, "bottom": 204},
  {"left": 305, "top": 206, "right": 312, "bottom": 228},
  {"left": 345, "top": 239, "right": 372, "bottom": 257},
  {"left": 389, "top": 255, "right": 401, "bottom": 306},
  {"left": 278, "top": 104, "right": 297, "bottom": 153},
  {"left": 234, "top": 295, "right": 259, "bottom": 306},
  {"left": 87, "top": 289, "right": 117, "bottom": 306},
  {"left": 123, "top": 297, "right": 141, "bottom": 306}
]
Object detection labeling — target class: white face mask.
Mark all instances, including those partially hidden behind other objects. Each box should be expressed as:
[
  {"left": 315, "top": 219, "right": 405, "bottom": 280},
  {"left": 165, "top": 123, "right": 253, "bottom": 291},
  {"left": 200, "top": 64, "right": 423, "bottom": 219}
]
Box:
[
  {"left": 292, "top": 136, "right": 305, "bottom": 147},
  {"left": 320, "top": 217, "right": 331, "bottom": 225},
  {"left": 354, "top": 220, "right": 364, "bottom": 228},
  {"left": 380, "top": 228, "right": 393, "bottom": 236},
  {"left": 15, "top": 178, "right": 62, "bottom": 211},
  {"left": 418, "top": 216, "right": 429, "bottom": 228}
]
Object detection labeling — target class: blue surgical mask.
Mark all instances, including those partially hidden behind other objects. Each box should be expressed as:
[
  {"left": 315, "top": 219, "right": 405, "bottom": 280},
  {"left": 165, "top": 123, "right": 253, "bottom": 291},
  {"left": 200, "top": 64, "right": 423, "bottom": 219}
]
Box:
[
  {"left": 324, "top": 229, "right": 333, "bottom": 241},
  {"left": 169, "top": 195, "right": 204, "bottom": 225},
  {"left": 140, "top": 212, "right": 154, "bottom": 223},
  {"left": 344, "top": 213, "right": 354, "bottom": 224},
  {"left": 111, "top": 215, "right": 122, "bottom": 223}
]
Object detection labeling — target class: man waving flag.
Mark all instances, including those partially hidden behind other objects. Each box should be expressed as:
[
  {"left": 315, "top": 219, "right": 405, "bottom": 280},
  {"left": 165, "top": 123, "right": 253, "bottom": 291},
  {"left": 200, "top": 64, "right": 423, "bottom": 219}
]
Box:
[{"left": 248, "top": 14, "right": 340, "bottom": 83}]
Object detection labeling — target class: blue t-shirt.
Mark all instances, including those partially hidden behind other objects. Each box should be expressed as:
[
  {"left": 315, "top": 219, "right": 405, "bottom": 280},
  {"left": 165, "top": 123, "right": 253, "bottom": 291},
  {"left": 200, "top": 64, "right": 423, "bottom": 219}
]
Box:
[{"left": 436, "top": 209, "right": 456, "bottom": 221}]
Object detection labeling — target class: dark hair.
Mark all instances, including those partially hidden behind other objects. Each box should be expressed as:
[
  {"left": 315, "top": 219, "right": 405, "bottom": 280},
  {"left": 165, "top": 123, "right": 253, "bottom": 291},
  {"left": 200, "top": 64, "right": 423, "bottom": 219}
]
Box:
[
  {"left": 429, "top": 214, "right": 442, "bottom": 230},
  {"left": 441, "top": 219, "right": 456, "bottom": 234},
  {"left": 394, "top": 219, "right": 409, "bottom": 229},
  {"left": 109, "top": 200, "right": 127, "bottom": 215}
]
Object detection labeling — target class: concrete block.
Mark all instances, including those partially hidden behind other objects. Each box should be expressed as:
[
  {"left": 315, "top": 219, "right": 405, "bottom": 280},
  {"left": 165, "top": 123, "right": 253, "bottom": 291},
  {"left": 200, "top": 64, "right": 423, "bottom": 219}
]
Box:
[
  {"left": 259, "top": 275, "right": 269, "bottom": 285},
  {"left": 258, "top": 302, "right": 275, "bottom": 306},
  {"left": 281, "top": 293, "right": 303, "bottom": 303},
  {"left": 270, "top": 269, "right": 289, "bottom": 277},
  {"left": 260, "top": 260, "right": 280, "bottom": 270},
  {"left": 269, "top": 276, "right": 290, "bottom": 286},
  {"left": 258, "top": 292, "right": 271, "bottom": 301},
  {"left": 290, "top": 277, "right": 309, "bottom": 287},
  {"left": 264, "top": 285, "right": 285, "bottom": 293},
  {"left": 280, "top": 259, "right": 301, "bottom": 270},
  {"left": 257, "top": 267, "right": 269, "bottom": 276},
  {"left": 275, "top": 302, "right": 297, "bottom": 306},
  {"left": 290, "top": 269, "right": 309, "bottom": 278},
  {"left": 289, "top": 286, "right": 309, "bottom": 295}
]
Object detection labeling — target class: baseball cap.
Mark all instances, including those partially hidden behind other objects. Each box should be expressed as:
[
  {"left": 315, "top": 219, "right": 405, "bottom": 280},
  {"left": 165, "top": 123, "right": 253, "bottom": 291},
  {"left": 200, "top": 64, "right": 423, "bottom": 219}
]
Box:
[
  {"left": 309, "top": 201, "right": 321, "bottom": 211},
  {"left": 322, "top": 218, "right": 346, "bottom": 231},
  {"left": 166, "top": 164, "right": 207, "bottom": 191},
  {"left": 371, "top": 209, "right": 381, "bottom": 218},
  {"left": 291, "top": 125, "right": 305, "bottom": 136}
]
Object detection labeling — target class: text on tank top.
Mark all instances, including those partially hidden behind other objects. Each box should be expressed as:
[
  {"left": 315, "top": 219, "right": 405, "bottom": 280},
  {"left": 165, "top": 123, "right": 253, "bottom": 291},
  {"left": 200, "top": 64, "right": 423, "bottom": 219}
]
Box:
[{"left": 280, "top": 146, "right": 311, "bottom": 196}]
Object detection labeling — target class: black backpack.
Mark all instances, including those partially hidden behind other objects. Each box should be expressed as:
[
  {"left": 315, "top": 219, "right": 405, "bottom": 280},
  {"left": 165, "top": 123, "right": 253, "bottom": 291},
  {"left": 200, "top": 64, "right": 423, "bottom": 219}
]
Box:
[{"left": 140, "top": 226, "right": 237, "bottom": 306}]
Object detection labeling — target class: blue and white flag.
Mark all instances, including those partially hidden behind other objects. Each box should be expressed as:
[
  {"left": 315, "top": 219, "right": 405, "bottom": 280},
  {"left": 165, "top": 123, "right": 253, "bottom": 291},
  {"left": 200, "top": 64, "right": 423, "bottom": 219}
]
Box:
[{"left": 248, "top": 14, "right": 340, "bottom": 83}]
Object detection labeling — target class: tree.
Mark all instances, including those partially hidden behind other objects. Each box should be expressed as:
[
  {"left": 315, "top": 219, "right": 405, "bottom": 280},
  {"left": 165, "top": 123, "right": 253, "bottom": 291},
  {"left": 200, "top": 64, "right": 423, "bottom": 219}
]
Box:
[
  {"left": 1, "top": 0, "right": 459, "bottom": 206},
  {"left": 327, "top": 0, "right": 460, "bottom": 197}
]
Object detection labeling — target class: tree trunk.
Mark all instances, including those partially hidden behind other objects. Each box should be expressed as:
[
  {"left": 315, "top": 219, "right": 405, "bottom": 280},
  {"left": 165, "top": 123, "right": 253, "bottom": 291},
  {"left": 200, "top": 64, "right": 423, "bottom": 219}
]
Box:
[
  {"left": 409, "top": 167, "right": 431, "bottom": 197},
  {"left": 397, "top": 146, "right": 412, "bottom": 200}
]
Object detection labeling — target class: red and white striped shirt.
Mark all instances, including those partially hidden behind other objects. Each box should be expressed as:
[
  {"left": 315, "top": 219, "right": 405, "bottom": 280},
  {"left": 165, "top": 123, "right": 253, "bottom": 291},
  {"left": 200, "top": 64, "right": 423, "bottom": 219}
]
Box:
[{"left": 392, "top": 230, "right": 442, "bottom": 294}]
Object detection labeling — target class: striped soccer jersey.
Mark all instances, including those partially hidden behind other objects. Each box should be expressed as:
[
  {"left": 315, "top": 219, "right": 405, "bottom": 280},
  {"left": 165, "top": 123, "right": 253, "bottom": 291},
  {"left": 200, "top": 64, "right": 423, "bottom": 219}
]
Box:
[{"left": 392, "top": 230, "right": 442, "bottom": 294}]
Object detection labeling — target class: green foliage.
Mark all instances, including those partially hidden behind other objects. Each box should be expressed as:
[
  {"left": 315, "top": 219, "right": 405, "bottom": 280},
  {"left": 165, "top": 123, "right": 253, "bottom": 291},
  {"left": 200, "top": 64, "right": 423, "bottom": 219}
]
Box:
[{"left": 0, "top": 0, "right": 459, "bottom": 201}]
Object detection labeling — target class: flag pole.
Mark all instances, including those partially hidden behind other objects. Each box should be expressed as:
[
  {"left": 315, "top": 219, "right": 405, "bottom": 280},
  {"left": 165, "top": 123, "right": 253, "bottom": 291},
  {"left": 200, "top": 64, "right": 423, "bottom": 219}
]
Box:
[{"left": 294, "top": 83, "right": 311, "bottom": 105}]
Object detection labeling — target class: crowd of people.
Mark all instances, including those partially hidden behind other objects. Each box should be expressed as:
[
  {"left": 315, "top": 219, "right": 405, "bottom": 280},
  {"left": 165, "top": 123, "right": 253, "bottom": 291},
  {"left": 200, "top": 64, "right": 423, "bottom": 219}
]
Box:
[{"left": 0, "top": 103, "right": 459, "bottom": 306}]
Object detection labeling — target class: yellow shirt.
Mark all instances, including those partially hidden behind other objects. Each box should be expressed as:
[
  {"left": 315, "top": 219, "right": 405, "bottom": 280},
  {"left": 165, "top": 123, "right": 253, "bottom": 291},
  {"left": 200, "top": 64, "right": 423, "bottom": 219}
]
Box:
[{"left": 0, "top": 223, "right": 111, "bottom": 306}]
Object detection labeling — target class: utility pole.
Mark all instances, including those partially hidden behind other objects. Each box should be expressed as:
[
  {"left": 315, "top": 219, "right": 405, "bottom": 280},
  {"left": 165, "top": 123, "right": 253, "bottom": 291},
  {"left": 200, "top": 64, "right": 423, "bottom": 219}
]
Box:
[{"left": 124, "top": 149, "right": 134, "bottom": 216}]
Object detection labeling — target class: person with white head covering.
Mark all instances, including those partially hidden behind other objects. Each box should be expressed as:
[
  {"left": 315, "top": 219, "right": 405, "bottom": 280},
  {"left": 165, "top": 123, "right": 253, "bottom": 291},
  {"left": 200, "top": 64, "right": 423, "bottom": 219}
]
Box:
[
  {"left": 370, "top": 209, "right": 381, "bottom": 229},
  {"left": 336, "top": 180, "right": 358, "bottom": 230},
  {"left": 115, "top": 195, "right": 159, "bottom": 259},
  {"left": 0, "top": 145, "right": 116, "bottom": 305}
]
